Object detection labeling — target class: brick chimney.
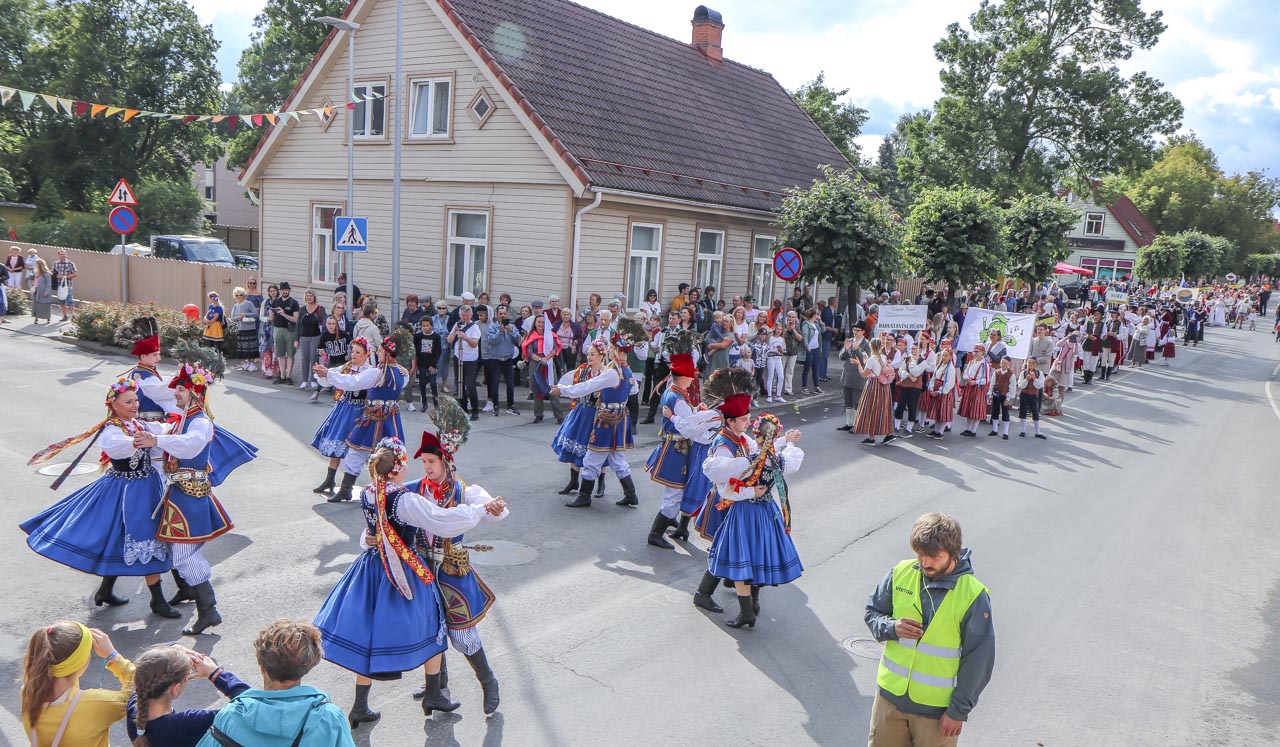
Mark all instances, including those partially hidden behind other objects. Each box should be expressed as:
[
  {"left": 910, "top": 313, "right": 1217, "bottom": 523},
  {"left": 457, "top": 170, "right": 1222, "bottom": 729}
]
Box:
[{"left": 691, "top": 6, "right": 724, "bottom": 62}]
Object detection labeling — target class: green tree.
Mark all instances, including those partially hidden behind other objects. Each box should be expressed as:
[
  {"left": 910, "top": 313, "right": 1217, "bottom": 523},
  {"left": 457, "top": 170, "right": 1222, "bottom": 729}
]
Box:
[
  {"left": 31, "top": 180, "right": 64, "bottom": 222},
  {"left": 1003, "top": 193, "right": 1078, "bottom": 282},
  {"left": 1178, "top": 231, "right": 1221, "bottom": 280},
  {"left": 1244, "top": 254, "right": 1280, "bottom": 279},
  {"left": 0, "top": 0, "right": 223, "bottom": 209},
  {"left": 904, "top": 186, "right": 1005, "bottom": 305},
  {"left": 1134, "top": 235, "right": 1185, "bottom": 282},
  {"left": 135, "top": 178, "right": 207, "bottom": 240},
  {"left": 899, "top": 0, "right": 1182, "bottom": 199},
  {"left": 791, "top": 72, "right": 868, "bottom": 166},
  {"left": 776, "top": 166, "right": 904, "bottom": 308},
  {"left": 1118, "top": 136, "right": 1280, "bottom": 267},
  {"left": 226, "top": 0, "right": 347, "bottom": 169}
]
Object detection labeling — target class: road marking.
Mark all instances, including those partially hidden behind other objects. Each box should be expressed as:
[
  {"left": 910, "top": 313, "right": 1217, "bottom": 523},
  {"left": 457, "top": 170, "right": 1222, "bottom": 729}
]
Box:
[{"left": 1267, "top": 362, "right": 1280, "bottom": 422}]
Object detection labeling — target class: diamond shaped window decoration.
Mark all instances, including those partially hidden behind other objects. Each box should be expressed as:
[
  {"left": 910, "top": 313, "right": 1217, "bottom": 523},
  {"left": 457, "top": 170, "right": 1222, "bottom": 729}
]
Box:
[{"left": 468, "top": 90, "right": 495, "bottom": 128}]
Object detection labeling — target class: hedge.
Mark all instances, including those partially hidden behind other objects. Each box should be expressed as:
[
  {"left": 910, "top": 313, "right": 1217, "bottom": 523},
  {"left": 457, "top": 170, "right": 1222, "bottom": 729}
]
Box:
[{"left": 70, "top": 302, "right": 239, "bottom": 361}]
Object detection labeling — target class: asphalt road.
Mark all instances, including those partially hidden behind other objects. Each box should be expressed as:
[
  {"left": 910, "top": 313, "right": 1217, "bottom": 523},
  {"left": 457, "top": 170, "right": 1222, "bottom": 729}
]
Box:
[{"left": 0, "top": 322, "right": 1276, "bottom": 746}]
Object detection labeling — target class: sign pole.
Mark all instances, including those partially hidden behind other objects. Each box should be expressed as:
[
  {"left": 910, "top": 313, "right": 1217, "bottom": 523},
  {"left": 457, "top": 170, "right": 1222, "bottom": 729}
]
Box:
[{"left": 120, "top": 234, "right": 127, "bottom": 304}]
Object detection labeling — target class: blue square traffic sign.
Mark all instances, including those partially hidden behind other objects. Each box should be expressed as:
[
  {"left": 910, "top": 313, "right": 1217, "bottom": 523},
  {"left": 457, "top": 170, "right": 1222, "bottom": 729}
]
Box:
[{"left": 334, "top": 217, "right": 369, "bottom": 252}]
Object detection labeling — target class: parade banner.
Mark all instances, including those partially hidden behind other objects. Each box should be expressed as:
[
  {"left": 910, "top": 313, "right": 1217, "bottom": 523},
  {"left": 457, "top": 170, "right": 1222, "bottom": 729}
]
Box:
[
  {"left": 956, "top": 308, "right": 1036, "bottom": 359},
  {"left": 875, "top": 304, "right": 928, "bottom": 332},
  {"left": 1105, "top": 291, "right": 1128, "bottom": 304}
]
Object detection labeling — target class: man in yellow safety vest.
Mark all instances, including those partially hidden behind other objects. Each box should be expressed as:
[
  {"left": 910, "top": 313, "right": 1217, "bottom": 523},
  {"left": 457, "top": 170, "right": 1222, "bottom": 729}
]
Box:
[{"left": 864, "top": 513, "right": 994, "bottom": 746}]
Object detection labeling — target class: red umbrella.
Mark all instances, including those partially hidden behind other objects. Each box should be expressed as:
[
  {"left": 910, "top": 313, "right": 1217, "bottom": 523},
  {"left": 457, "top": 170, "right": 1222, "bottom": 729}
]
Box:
[{"left": 1054, "top": 262, "right": 1094, "bottom": 276}]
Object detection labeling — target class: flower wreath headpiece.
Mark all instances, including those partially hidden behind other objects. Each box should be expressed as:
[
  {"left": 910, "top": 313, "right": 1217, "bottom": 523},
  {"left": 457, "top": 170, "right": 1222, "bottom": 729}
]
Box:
[{"left": 371, "top": 436, "right": 409, "bottom": 470}]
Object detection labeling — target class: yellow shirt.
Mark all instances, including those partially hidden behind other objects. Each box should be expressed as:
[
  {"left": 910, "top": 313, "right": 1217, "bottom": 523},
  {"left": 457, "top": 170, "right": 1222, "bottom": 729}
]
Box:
[{"left": 23, "top": 656, "right": 134, "bottom": 747}]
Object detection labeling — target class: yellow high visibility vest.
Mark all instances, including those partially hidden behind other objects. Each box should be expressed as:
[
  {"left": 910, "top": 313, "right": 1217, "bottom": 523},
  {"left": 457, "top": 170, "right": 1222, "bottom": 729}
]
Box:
[{"left": 876, "top": 559, "right": 987, "bottom": 708}]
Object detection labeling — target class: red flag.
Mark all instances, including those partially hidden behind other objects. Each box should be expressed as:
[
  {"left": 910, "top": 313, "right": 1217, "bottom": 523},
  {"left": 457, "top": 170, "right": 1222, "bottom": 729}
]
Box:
[
  {"left": 183, "top": 115, "right": 197, "bottom": 124},
  {"left": 251, "top": 114, "right": 264, "bottom": 127},
  {"left": 346, "top": 102, "right": 355, "bottom": 110},
  {"left": 227, "top": 115, "right": 238, "bottom": 129},
  {"left": 73, "top": 101, "right": 89, "bottom": 116}
]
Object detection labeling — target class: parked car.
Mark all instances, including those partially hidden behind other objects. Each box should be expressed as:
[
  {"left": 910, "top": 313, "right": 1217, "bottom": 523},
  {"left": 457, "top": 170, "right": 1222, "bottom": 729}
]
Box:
[
  {"left": 1058, "top": 280, "right": 1089, "bottom": 300},
  {"left": 149, "top": 235, "right": 237, "bottom": 267},
  {"left": 235, "top": 255, "right": 259, "bottom": 271},
  {"left": 109, "top": 242, "right": 151, "bottom": 256}
]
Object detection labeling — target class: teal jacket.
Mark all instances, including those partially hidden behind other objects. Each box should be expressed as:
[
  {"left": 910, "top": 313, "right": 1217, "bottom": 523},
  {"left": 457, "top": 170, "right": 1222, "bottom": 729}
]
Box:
[{"left": 195, "top": 686, "right": 354, "bottom": 747}]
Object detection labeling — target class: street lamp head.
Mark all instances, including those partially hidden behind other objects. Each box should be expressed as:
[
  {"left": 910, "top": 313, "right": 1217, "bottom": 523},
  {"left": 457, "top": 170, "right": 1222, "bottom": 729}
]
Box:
[{"left": 314, "top": 16, "right": 360, "bottom": 31}]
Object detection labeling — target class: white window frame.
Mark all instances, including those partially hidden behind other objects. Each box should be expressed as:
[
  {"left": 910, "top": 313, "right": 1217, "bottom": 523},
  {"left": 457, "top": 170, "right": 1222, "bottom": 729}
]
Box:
[
  {"left": 311, "top": 204, "right": 344, "bottom": 285},
  {"left": 696, "top": 228, "right": 725, "bottom": 292},
  {"left": 445, "top": 209, "right": 489, "bottom": 300},
  {"left": 1084, "top": 211, "right": 1105, "bottom": 236},
  {"left": 351, "top": 81, "right": 387, "bottom": 139},
  {"left": 751, "top": 234, "right": 776, "bottom": 305},
  {"left": 408, "top": 76, "right": 452, "bottom": 140},
  {"left": 626, "top": 222, "right": 663, "bottom": 312}
]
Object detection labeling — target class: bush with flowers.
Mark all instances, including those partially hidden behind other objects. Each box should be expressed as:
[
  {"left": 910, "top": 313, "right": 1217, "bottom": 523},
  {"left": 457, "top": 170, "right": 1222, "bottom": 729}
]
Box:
[{"left": 70, "top": 302, "right": 238, "bottom": 360}]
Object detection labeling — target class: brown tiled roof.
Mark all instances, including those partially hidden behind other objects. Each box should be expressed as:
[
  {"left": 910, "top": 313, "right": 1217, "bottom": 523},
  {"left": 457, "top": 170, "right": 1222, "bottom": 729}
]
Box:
[
  {"left": 440, "top": 0, "right": 851, "bottom": 212},
  {"left": 1106, "top": 195, "right": 1159, "bottom": 247}
]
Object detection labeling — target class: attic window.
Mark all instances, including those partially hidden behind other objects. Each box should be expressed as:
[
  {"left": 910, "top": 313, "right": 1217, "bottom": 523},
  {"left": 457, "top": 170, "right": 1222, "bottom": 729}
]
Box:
[
  {"left": 1084, "top": 211, "right": 1105, "bottom": 236},
  {"left": 468, "top": 90, "right": 495, "bottom": 128},
  {"left": 319, "top": 97, "right": 336, "bottom": 131}
]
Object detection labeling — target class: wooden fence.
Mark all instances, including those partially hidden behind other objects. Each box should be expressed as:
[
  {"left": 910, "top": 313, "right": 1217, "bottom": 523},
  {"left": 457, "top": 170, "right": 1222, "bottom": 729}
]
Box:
[{"left": 9, "top": 242, "right": 258, "bottom": 310}]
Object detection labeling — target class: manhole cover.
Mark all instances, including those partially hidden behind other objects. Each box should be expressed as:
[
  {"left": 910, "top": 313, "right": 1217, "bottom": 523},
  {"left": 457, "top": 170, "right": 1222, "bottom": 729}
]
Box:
[
  {"left": 840, "top": 636, "right": 883, "bottom": 659},
  {"left": 37, "top": 462, "right": 98, "bottom": 477},
  {"left": 468, "top": 540, "right": 537, "bottom": 567}
]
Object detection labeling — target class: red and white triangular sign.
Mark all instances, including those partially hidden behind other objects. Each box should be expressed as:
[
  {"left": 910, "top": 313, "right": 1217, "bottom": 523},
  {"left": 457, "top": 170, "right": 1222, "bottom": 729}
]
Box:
[{"left": 108, "top": 178, "right": 138, "bottom": 206}]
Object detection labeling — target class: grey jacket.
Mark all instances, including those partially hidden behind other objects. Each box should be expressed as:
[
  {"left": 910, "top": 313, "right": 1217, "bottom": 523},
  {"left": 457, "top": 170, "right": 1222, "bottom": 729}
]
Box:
[
  {"left": 864, "top": 548, "right": 995, "bottom": 722},
  {"left": 839, "top": 337, "right": 871, "bottom": 389},
  {"left": 1028, "top": 336, "right": 1054, "bottom": 367}
]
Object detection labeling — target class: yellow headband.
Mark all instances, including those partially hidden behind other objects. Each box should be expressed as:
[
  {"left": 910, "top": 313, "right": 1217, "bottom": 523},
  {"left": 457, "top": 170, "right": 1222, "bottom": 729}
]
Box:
[{"left": 49, "top": 623, "right": 92, "bottom": 677}]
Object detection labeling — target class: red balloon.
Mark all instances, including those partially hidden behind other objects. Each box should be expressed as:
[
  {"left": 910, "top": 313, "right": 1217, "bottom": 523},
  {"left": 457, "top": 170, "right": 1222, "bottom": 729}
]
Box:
[{"left": 183, "top": 303, "right": 200, "bottom": 320}]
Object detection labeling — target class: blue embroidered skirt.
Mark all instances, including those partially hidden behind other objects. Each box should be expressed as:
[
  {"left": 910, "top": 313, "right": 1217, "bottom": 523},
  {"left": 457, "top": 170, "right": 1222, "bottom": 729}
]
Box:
[
  {"left": 208, "top": 427, "right": 258, "bottom": 487},
  {"left": 345, "top": 406, "right": 404, "bottom": 452},
  {"left": 436, "top": 567, "right": 496, "bottom": 630},
  {"left": 707, "top": 499, "right": 803, "bottom": 586},
  {"left": 644, "top": 437, "right": 689, "bottom": 487},
  {"left": 315, "top": 549, "right": 448, "bottom": 678},
  {"left": 680, "top": 441, "right": 713, "bottom": 516},
  {"left": 695, "top": 490, "right": 728, "bottom": 541},
  {"left": 311, "top": 400, "right": 362, "bottom": 458},
  {"left": 552, "top": 404, "right": 595, "bottom": 466},
  {"left": 21, "top": 471, "right": 171, "bottom": 576},
  {"left": 156, "top": 485, "right": 233, "bottom": 544}
]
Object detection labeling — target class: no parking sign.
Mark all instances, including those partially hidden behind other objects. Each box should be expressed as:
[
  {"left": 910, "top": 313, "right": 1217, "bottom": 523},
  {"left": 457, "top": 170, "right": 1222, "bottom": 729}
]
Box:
[{"left": 773, "top": 247, "right": 803, "bottom": 281}]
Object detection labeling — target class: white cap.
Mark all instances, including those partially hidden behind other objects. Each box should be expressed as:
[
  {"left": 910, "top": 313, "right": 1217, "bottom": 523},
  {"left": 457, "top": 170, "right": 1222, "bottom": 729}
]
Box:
[{"left": 461, "top": 292, "right": 476, "bottom": 301}]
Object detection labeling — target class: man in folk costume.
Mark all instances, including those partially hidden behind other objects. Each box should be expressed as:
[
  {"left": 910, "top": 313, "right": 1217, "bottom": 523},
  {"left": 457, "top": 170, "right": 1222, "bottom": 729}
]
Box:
[
  {"left": 134, "top": 364, "right": 241, "bottom": 635},
  {"left": 409, "top": 397, "right": 509, "bottom": 716},
  {"left": 643, "top": 345, "right": 720, "bottom": 549},
  {"left": 1099, "top": 308, "right": 1124, "bottom": 380},
  {"left": 1183, "top": 303, "right": 1203, "bottom": 346},
  {"left": 1080, "top": 308, "right": 1104, "bottom": 384},
  {"left": 552, "top": 319, "right": 644, "bottom": 509},
  {"left": 124, "top": 317, "right": 179, "bottom": 422}
]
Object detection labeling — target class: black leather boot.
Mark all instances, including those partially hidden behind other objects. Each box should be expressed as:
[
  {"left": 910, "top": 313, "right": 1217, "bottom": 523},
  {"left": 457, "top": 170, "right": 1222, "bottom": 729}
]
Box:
[
  {"left": 328, "top": 472, "right": 357, "bottom": 503},
  {"left": 556, "top": 469, "right": 580, "bottom": 495},
  {"left": 465, "top": 648, "right": 501, "bottom": 715},
  {"left": 182, "top": 582, "right": 222, "bottom": 635},
  {"left": 420, "top": 672, "right": 461, "bottom": 716},
  {"left": 615, "top": 475, "right": 639, "bottom": 507},
  {"left": 646, "top": 513, "right": 675, "bottom": 549},
  {"left": 168, "top": 569, "right": 195, "bottom": 605},
  {"left": 148, "top": 581, "right": 181, "bottom": 618},
  {"left": 595, "top": 474, "right": 606, "bottom": 497},
  {"left": 725, "top": 593, "right": 757, "bottom": 629},
  {"left": 313, "top": 467, "right": 337, "bottom": 495},
  {"left": 414, "top": 655, "right": 448, "bottom": 699},
  {"left": 348, "top": 683, "right": 381, "bottom": 729},
  {"left": 565, "top": 478, "right": 594, "bottom": 508},
  {"left": 693, "top": 571, "right": 724, "bottom": 613},
  {"left": 751, "top": 584, "right": 761, "bottom": 616},
  {"left": 668, "top": 514, "right": 691, "bottom": 541},
  {"left": 93, "top": 576, "right": 128, "bottom": 606}
]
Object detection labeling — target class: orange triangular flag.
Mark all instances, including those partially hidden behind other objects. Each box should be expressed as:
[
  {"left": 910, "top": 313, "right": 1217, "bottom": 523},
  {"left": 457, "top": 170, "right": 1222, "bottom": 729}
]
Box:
[
  {"left": 266, "top": 113, "right": 277, "bottom": 125},
  {"left": 123, "top": 109, "right": 140, "bottom": 122},
  {"left": 90, "top": 104, "right": 107, "bottom": 117}
]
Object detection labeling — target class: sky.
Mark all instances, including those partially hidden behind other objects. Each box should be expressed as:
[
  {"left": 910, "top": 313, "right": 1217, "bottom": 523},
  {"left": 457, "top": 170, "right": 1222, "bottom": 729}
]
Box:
[{"left": 190, "top": 0, "right": 1280, "bottom": 180}]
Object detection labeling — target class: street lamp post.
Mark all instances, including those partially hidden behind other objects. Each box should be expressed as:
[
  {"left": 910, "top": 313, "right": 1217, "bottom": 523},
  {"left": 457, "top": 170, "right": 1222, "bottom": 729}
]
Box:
[
  {"left": 314, "top": 16, "right": 360, "bottom": 313},
  {"left": 391, "top": 0, "right": 402, "bottom": 324}
]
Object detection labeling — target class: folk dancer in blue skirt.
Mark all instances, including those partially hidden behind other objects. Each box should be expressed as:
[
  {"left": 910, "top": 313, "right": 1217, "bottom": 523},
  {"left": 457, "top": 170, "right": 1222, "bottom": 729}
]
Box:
[
  {"left": 22, "top": 378, "right": 182, "bottom": 619},
  {"left": 693, "top": 366, "right": 754, "bottom": 549},
  {"left": 408, "top": 398, "right": 509, "bottom": 715},
  {"left": 643, "top": 351, "right": 720, "bottom": 549},
  {"left": 697, "top": 393, "right": 805, "bottom": 628},
  {"left": 124, "top": 318, "right": 179, "bottom": 422},
  {"left": 552, "top": 325, "right": 642, "bottom": 509},
  {"left": 313, "top": 437, "right": 506, "bottom": 728},
  {"left": 313, "top": 337, "right": 408, "bottom": 503},
  {"left": 551, "top": 354, "right": 599, "bottom": 496},
  {"left": 310, "top": 336, "right": 376, "bottom": 499},
  {"left": 135, "top": 363, "right": 256, "bottom": 635}
]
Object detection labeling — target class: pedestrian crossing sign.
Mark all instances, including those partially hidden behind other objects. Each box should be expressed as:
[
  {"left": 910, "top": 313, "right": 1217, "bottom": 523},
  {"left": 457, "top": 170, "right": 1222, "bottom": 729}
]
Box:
[{"left": 334, "top": 216, "right": 369, "bottom": 252}]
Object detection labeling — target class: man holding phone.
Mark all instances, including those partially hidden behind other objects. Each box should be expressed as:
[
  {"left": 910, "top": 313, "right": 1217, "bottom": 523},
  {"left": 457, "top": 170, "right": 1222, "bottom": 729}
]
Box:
[{"left": 864, "top": 513, "right": 994, "bottom": 746}]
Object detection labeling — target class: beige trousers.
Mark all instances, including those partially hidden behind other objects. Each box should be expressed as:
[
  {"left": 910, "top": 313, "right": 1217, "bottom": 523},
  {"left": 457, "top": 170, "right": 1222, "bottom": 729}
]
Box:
[{"left": 868, "top": 692, "right": 959, "bottom": 747}]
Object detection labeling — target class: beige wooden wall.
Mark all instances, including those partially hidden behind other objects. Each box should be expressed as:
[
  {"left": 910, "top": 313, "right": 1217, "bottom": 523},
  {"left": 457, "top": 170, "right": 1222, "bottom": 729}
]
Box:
[{"left": 11, "top": 243, "right": 258, "bottom": 310}]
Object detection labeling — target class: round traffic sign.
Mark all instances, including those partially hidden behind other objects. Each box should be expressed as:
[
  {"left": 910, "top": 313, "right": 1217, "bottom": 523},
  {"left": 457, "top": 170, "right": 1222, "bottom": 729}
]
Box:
[
  {"left": 109, "top": 205, "right": 138, "bottom": 235},
  {"left": 1225, "top": 272, "right": 1237, "bottom": 282},
  {"left": 773, "top": 247, "right": 803, "bottom": 281}
]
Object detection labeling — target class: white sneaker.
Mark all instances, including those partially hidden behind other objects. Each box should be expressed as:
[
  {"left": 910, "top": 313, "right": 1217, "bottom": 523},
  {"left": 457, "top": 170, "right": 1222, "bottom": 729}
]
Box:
[
  {"left": 765, "top": 397, "right": 774, "bottom": 403},
  {"left": 298, "top": 381, "right": 308, "bottom": 389},
  {"left": 482, "top": 402, "right": 494, "bottom": 413},
  {"left": 407, "top": 402, "right": 416, "bottom": 412},
  {"left": 776, "top": 396, "right": 786, "bottom": 403},
  {"left": 247, "top": 362, "right": 257, "bottom": 372}
]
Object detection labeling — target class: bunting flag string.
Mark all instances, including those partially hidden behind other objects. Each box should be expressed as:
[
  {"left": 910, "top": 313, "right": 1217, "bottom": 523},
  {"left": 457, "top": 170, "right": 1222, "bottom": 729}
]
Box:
[{"left": 0, "top": 84, "right": 382, "bottom": 129}]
